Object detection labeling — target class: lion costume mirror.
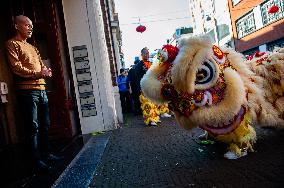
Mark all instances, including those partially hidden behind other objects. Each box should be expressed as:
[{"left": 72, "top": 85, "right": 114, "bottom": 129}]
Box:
[{"left": 141, "top": 35, "right": 284, "bottom": 159}]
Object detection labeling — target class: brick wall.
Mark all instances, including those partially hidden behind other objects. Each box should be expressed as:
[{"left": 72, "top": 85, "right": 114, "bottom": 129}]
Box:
[{"left": 100, "top": 0, "right": 117, "bottom": 86}]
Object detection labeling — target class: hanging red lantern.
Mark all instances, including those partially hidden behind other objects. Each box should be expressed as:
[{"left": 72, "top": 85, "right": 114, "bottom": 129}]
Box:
[
  {"left": 268, "top": 5, "right": 279, "bottom": 13},
  {"left": 136, "top": 25, "right": 146, "bottom": 33}
]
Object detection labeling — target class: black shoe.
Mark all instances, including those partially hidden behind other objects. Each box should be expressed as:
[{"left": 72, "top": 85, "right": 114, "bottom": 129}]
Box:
[
  {"left": 45, "top": 154, "right": 64, "bottom": 162},
  {"left": 36, "top": 160, "right": 52, "bottom": 173}
]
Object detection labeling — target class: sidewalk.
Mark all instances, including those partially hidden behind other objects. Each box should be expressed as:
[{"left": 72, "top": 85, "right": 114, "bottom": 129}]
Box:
[
  {"left": 0, "top": 134, "right": 90, "bottom": 188},
  {"left": 56, "top": 114, "right": 284, "bottom": 187}
]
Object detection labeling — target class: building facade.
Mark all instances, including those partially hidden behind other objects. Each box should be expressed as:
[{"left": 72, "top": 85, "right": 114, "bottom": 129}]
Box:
[
  {"left": 188, "top": 0, "right": 234, "bottom": 47},
  {"left": 0, "top": 0, "right": 123, "bottom": 146},
  {"left": 101, "top": 0, "right": 124, "bottom": 123},
  {"left": 228, "top": 0, "right": 284, "bottom": 54}
]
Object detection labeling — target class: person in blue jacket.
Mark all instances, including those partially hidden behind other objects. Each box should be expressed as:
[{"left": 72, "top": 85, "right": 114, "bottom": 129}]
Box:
[{"left": 117, "top": 68, "right": 131, "bottom": 113}]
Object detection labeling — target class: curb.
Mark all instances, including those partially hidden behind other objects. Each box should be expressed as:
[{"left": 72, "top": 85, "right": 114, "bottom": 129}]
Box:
[{"left": 52, "top": 132, "right": 111, "bottom": 188}]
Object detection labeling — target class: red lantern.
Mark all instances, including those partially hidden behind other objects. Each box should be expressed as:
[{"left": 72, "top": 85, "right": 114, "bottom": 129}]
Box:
[
  {"left": 136, "top": 25, "right": 146, "bottom": 33},
  {"left": 268, "top": 5, "right": 279, "bottom": 13}
]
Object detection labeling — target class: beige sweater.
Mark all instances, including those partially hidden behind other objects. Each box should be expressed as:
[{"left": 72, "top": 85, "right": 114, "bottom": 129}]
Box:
[{"left": 6, "top": 38, "right": 46, "bottom": 90}]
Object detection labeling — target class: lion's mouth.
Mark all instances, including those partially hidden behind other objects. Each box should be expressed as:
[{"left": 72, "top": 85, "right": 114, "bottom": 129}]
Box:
[
  {"left": 168, "top": 77, "right": 226, "bottom": 117},
  {"left": 199, "top": 106, "right": 246, "bottom": 135}
]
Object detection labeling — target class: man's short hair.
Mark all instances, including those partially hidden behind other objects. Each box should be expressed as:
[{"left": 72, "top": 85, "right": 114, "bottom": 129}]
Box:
[
  {"left": 120, "top": 68, "right": 125, "bottom": 74},
  {"left": 141, "top": 47, "right": 149, "bottom": 54}
]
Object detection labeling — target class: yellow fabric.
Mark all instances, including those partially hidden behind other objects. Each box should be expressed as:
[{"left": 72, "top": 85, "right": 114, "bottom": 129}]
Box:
[
  {"left": 157, "top": 104, "right": 170, "bottom": 114},
  {"left": 213, "top": 113, "right": 256, "bottom": 156},
  {"left": 140, "top": 94, "right": 160, "bottom": 125},
  {"left": 6, "top": 38, "right": 46, "bottom": 90}
]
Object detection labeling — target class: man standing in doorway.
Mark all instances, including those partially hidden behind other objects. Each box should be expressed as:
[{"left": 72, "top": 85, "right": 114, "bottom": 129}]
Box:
[{"left": 6, "top": 15, "right": 61, "bottom": 172}]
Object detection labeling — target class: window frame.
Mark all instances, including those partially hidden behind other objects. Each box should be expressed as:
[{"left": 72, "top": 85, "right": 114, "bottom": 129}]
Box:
[{"left": 236, "top": 11, "right": 256, "bottom": 39}]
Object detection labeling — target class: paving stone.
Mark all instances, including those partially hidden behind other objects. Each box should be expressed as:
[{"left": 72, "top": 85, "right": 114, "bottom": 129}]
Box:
[{"left": 89, "top": 114, "right": 284, "bottom": 187}]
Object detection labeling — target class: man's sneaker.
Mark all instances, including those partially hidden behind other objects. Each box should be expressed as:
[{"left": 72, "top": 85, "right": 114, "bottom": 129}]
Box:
[
  {"left": 198, "top": 131, "right": 208, "bottom": 140},
  {"left": 35, "top": 160, "right": 52, "bottom": 173},
  {"left": 160, "top": 113, "right": 171, "bottom": 118},
  {"left": 45, "top": 154, "right": 64, "bottom": 162},
  {"left": 150, "top": 122, "right": 157, "bottom": 126},
  {"left": 224, "top": 150, "right": 248, "bottom": 160}
]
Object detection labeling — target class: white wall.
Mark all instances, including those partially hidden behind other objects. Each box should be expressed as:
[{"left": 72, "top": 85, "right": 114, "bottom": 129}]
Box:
[
  {"left": 111, "top": 26, "right": 124, "bottom": 124},
  {"left": 189, "top": 0, "right": 234, "bottom": 47},
  {"left": 62, "top": 0, "right": 118, "bottom": 134},
  {"left": 253, "top": 5, "right": 264, "bottom": 30},
  {"left": 189, "top": 0, "right": 205, "bottom": 35},
  {"left": 107, "top": 0, "right": 124, "bottom": 123},
  {"left": 215, "top": 0, "right": 233, "bottom": 46}
]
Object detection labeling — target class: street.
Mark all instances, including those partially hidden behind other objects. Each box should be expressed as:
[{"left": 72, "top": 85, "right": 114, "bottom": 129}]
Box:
[{"left": 88, "top": 114, "right": 284, "bottom": 187}]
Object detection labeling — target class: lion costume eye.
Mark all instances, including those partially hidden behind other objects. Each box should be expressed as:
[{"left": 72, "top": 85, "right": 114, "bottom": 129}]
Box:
[{"left": 195, "top": 59, "right": 216, "bottom": 85}]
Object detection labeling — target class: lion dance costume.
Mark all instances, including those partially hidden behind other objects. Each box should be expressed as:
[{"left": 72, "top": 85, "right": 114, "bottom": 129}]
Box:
[
  {"left": 140, "top": 46, "right": 175, "bottom": 126},
  {"left": 141, "top": 35, "right": 284, "bottom": 159}
]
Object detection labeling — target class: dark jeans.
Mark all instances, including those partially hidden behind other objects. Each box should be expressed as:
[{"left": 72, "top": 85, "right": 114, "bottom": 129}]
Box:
[
  {"left": 132, "top": 91, "right": 142, "bottom": 115},
  {"left": 119, "top": 91, "right": 131, "bottom": 113},
  {"left": 17, "top": 90, "right": 50, "bottom": 161}
]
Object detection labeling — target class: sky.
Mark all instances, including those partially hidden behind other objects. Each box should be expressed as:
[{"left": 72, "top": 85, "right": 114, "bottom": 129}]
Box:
[{"left": 114, "top": 0, "right": 192, "bottom": 68}]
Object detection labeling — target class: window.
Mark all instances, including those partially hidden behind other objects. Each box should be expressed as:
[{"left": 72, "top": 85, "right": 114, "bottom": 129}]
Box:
[
  {"left": 236, "top": 11, "right": 256, "bottom": 38},
  {"left": 261, "top": 0, "right": 284, "bottom": 26},
  {"left": 217, "top": 24, "right": 230, "bottom": 41},
  {"left": 205, "top": 29, "right": 216, "bottom": 43},
  {"left": 267, "top": 37, "right": 284, "bottom": 51},
  {"left": 242, "top": 47, "right": 259, "bottom": 56}
]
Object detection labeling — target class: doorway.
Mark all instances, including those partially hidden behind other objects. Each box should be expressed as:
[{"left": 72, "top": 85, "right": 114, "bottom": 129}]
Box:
[{"left": 0, "top": 0, "right": 80, "bottom": 145}]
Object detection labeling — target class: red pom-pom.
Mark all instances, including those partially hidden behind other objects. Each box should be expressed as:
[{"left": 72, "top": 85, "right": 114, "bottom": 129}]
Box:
[
  {"left": 162, "top": 44, "right": 179, "bottom": 64},
  {"left": 254, "top": 51, "right": 266, "bottom": 57},
  {"left": 212, "top": 45, "right": 224, "bottom": 60}
]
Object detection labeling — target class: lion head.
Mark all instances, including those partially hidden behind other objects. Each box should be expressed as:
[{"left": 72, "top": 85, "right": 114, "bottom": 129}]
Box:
[{"left": 168, "top": 36, "right": 255, "bottom": 134}]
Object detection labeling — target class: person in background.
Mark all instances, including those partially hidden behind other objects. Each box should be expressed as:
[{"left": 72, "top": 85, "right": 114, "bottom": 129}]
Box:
[
  {"left": 6, "top": 15, "right": 62, "bottom": 173},
  {"left": 134, "top": 47, "right": 159, "bottom": 125},
  {"left": 127, "top": 57, "right": 140, "bottom": 114},
  {"left": 132, "top": 48, "right": 151, "bottom": 118},
  {"left": 117, "top": 68, "right": 131, "bottom": 113},
  {"left": 137, "top": 47, "right": 172, "bottom": 126}
]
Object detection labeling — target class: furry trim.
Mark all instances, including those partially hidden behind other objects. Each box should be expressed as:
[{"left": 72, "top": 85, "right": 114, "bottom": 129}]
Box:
[
  {"left": 171, "top": 36, "right": 212, "bottom": 94},
  {"left": 174, "top": 68, "right": 246, "bottom": 130},
  {"left": 245, "top": 50, "right": 284, "bottom": 127},
  {"left": 141, "top": 62, "right": 169, "bottom": 104}
]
